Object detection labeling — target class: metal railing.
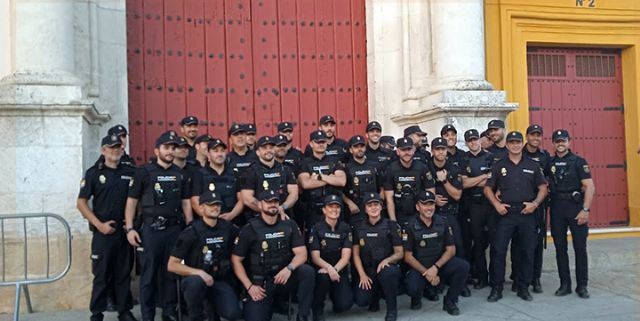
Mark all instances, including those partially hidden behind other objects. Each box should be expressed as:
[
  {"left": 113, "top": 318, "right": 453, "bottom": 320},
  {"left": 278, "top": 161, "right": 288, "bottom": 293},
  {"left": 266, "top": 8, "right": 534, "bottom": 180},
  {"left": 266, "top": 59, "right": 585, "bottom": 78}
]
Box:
[{"left": 0, "top": 213, "right": 73, "bottom": 321}]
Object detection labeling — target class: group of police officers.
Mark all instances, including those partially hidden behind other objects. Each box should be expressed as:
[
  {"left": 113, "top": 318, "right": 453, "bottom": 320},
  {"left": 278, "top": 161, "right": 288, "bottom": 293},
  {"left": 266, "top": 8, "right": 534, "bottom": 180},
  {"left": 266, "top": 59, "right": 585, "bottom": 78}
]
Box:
[{"left": 77, "top": 115, "right": 595, "bottom": 321}]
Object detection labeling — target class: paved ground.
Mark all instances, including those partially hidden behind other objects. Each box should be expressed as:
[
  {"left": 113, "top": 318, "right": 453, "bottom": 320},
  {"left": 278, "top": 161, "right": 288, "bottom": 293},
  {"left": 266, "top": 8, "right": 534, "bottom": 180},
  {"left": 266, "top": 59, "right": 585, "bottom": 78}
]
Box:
[{"left": 2, "top": 237, "right": 639, "bottom": 321}]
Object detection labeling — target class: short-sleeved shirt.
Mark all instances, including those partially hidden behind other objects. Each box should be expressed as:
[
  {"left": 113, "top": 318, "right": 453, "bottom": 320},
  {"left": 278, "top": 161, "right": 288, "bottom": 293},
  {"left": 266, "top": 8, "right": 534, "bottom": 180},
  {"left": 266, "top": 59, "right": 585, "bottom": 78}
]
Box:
[
  {"left": 546, "top": 151, "right": 592, "bottom": 194},
  {"left": 304, "top": 138, "right": 349, "bottom": 164},
  {"left": 128, "top": 162, "right": 190, "bottom": 200},
  {"left": 298, "top": 154, "right": 345, "bottom": 205},
  {"left": 523, "top": 145, "right": 551, "bottom": 171},
  {"left": 487, "top": 144, "right": 508, "bottom": 163},
  {"left": 308, "top": 220, "right": 353, "bottom": 266},
  {"left": 283, "top": 147, "right": 304, "bottom": 175},
  {"left": 403, "top": 216, "right": 454, "bottom": 253},
  {"left": 429, "top": 159, "right": 463, "bottom": 203},
  {"left": 447, "top": 147, "right": 468, "bottom": 168},
  {"left": 232, "top": 217, "right": 305, "bottom": 258},
  {"left": 78, "top": 161, "right": 136, "bottom": 222},
  {"left": 486, "top": 156, "right": 547, "bottom": 203},
  {"left": 365, "top": 144, "right": 393, "bottom": 171},
  {"left": 461, "top": 149, "right": 494, "bottom": 196},
  {"left": 171, "top": 219, "right": 238, "bottom": 267},
  {"left": 227, "top": 149, "right": 258, "bottom": 176}
]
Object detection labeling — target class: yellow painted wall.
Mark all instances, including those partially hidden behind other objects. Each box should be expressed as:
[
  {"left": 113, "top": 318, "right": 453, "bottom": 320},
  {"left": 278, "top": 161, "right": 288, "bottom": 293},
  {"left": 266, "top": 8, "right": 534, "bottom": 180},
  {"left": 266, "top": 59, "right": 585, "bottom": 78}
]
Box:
[{"left": 484, "top": 0, "right": 640, "bottom": 227}]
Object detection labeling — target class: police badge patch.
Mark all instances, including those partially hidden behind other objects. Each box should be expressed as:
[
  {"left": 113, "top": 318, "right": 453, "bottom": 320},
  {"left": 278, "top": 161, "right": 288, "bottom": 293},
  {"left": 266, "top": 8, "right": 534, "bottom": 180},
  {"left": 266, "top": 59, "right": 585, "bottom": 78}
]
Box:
[
  {"left": 261, "top": 240, "right": 269, "bottom": 251},
  {"left": 80, "top": 179, "right": 86, "bottom": 188},
  {"left": 419, "top": 240, "right": 426, "bottom": 247},
  {"left": 129, "top": 178, "right": 134, "bottom": 187},
  {"left": 359, "top": 239, "right": 365, "bottom": 247},
  {"left": 501, "top": 168, "right": 507, "bottom": 176},
  {"left": 209, "top": 183, "right": 215, "bottom": 191},
  {"left": 583, "top": 165, "right": 591, "bottom": 173},
  {"left": 99, "top": 175, "right": 106, "bottom": 184}
]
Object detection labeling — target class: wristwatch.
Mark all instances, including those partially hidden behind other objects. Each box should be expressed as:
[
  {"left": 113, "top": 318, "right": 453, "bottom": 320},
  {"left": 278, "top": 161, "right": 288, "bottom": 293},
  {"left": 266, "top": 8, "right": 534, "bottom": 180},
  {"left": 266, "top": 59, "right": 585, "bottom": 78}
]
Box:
[
  {"left": 125, "top": 226, "right": 134, "bottom": 234},
  {"left": 287, "top": 264, "right": 295, "bottom": 272},
  {"left": 582, "top": 207, "right": 590, "bottom": 212}
]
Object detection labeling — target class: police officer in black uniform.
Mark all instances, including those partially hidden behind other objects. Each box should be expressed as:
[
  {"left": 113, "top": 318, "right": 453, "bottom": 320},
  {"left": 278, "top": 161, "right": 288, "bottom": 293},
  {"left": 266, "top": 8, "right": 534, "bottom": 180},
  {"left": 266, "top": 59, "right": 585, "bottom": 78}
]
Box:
[
  {"left": 308, "top": 195, "right": 354, "bottom": 321},
  {"left": 193, "top": 134, "right": 213, "bottom": 168},
  {"left": 167, "top": 192, "right": 242, "bottom": 321},
  {"left": 343, "top": 135, "right": 382, "bottom": 227},
  {"left": 180, "top": 116, "right": 200, "bottom": 162},
  {"left": 298, "top": 130, "right": 347, "bottom": 229},
  {"left": 125, "top": 132, "right": 193, "bottom": 321},
  {"left": 484, "top": 131, "right": 547, "bottom": 303},
  {"left": 191, "top": 139, "right": 244, "bottom": 224},
  {"left": 227, "top": 123, "right": 258, "bottom": 175},
  {"left": 304, "top": 115, "right": 349, "bottom": 164},
  {"left": 174, "top": 137, "right": 200, "bottom": 200},
  {"left": 245, "top": 123, "right": 258, "bottom": 151},
  {"left": 383, "top": 137, "right": 435, "bottom": 225},
  {"left": 546, "top": 129, "right": 595, "bottom": 299},
  {"left": 231, "top": 190, "right": 315, "bottom": 321},
  {"left": 403, "top": 191, "right": 470, "bottom": 315},
  {"left": 77, "top": 134, "right": 138, "bottom": 321},
  {"left": 364, "top": 121, "right": 393, "bottom": 169},
  {"left": 486, "top": 120, "right": 508, "bottom": 162},
  {"left": 441, "top": 125, "right": 467, "bottom": 168},
  {"left": 241, "top": 136, "right": 299, "bottom": 221},
  {"left": 460, "top": 129, "right": 494, "bottom": 289},
  {"left": 277, "top": 122, "right": 304, "bottom": 172},
  {"left": 380, "top": 136, "right": 396, "bottom": 151},
  {"left": 352, "top": 193, "right": 403, "bottom": 321},
  {"left": 403, "top": 125, "right": 431, "bottom": 164},
  {"left": 107, "top": 125, "right": 137, "bottom": 166}
]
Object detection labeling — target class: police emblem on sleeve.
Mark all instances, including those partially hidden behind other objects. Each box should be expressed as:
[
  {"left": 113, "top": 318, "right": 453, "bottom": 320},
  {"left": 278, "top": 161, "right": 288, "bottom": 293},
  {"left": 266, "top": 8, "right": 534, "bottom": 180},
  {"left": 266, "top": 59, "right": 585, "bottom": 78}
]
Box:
[
  {"left": 234, "top": 237, "right": 239, "bottom": 245},
  {"left": 99, "top": 175, "right": 106, "bottom": 184},
  {"left": 583, "top": 165, "right": 590, "bottom": 173},
  {"left": 501, "top": 168, "right": 507, "bottom": 176},
  {"left": 448, "top": 226, "right": 453, "bottom": 236},
  {"left": 321, "top": 239, "right": 327, "bottom": 248},
  {"left": 348, "top": 232, "right": 353, "bottom": 242},
  {"left": 129, "top": 178, "right": 134, "bottom": 187},
  {"left": 263, "top": 180, "right": 269, "bottom": 190},
  {"left": 261, "top": 240, "right": 269, "bottom": 251},
  {"left": 359, "top": 238, "right": 365, "bottom": 247},
  {"left": 308, "top": 235, "right": 314, "bottom": 244},
  {"left": 209, "top": 183, "right": 215, "bottom": 191},
  {"left": 80, "top": 179, "right": 86, "bottom": 188},
  {"left": 419, "top": 240, "right": 426, "bottom": 247}
]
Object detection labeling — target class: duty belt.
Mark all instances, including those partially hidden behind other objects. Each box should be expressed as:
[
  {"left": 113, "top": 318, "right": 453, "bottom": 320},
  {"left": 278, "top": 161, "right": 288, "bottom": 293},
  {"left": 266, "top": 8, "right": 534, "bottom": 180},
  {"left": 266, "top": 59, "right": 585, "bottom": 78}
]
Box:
[
  {"left": 143, "top": 215, "right": 180, "bottom": 230},
  {"left": 552, "top": 191, "right": 581, "bottom": 200}
]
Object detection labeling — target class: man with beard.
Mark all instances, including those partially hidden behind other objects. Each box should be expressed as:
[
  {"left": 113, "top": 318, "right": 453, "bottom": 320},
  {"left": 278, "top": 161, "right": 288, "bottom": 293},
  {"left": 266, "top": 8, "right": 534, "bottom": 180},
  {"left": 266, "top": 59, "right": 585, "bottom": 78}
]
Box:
[
  {"left": 364, "top": 121, "right": 393, "bottom": 170},
  {"left": 352, "top": 193, "right": 403, "bottom": 321},
  {"left": 107, "top": 125, "right": 136, "bottom": 166},
  {"left": 174, "top": 137, "right": 199, "bottom": 201},
  {"left": 380, "top": 136, "right": 396, "bottom": 151},
  {"left": 343, "top": 135, "right": 382, "bottom": 227},
  {"left": 298, "top": 130, "right": 347, "bottom": 229},
  {"left": 440, "top": 125, "right": 467, "bottom": 168},
  {"left": 460, "top": 129, "right": 495, "bottom": 290},
  {"left": 180, "top": 116, "right": 199, "bottom": 162},
  {"left": 484, "top": 131, "right": 547, "bottom": 303},
  {"left": 77, "top": 134, "right": 138, "bottom": 321},
  {"left": 304, "top": 115, "right": 349, "bottom": 164},
  {"left": 546, "top": 129, "right": 595, "bottom": 299},
  {"left": 486, "top": 119, "right": 508, "bottom": 163},
  {"left": 241, "top": 136, "right": 298, "bottom": 221},
  {"left": 191, "top": 139, "right": 244, "bottom": 225},
  {"left": 278, "top": 122, "right": 304, "bottom": 172},
  {"left": 403, "top": 191, "right": 470, "bottom": 315},
  {"left": 403, "top": 125, "right": 431, "bottom": 164},
  {"left": 168, "top": 192, "right": 241, "bottom": 321},
  {"left": 232, "top": 190, "right": 315, "bottom": 321},
  {"left": 480, "top": 130, "right": 493, "bottom": 151},
  {"left": 245, "top": 123, "right": 258, "bottom": 150},
  {"left": 193, "top": 134, "right": 213, "bottom": 167},
  {"left": 125, "top": 132, "right": 193, "bottom": 321},
  {"left": 227, "top": 123, "right": 258, "bottom": 175}
]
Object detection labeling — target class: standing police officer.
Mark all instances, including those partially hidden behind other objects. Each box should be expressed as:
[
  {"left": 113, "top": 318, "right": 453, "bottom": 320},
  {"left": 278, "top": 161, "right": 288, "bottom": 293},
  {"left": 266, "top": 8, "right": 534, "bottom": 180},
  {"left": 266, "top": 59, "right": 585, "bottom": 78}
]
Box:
[
  {"left": 107, "top": 125, "right": 136, "bottom": 166},
  {"left": 309, "top": 195, "right": 354, "bottom": 321},
  {"left": 304, "top": 115, "right": 349, "bottom": 164},
  {"left": 484, "top": 131, "right": 547, "bottom": 303},
  {"left": 180, "top": 116, "right": 200, "bottom": 162},
  {"left": 486, "top": 120, "right": 508, "bottom": 162},
  {"left": 352, "top": 193, "right": 403, "bottom": 321},
  {"left": 441, "top": 124, "right": 467, "bottom": 168},
  {"left": 403, "top": 126, "right": 431, "bottom": 163},
  {"left": 546, "top": 129, "right": 595, "bottom": 299},
  {"left": 277, "top": 122, "right": 304, "bottom": 172},
  {"left": 364, "top": 121, "right": 393, "bottom": 169},
  {"left": 245, "top": 123, "right": 258, "bottom": 150},
  {"left": 343, "top": 135, "right": 382, "bottom": 226},
  {"left": 231, "top": 190, "right": 315, "bottom": 321},
  {"left": 460, "top": 129, "right": 494, "bottom": 289},
  {"left": 227, "top": 123, "right": 258, "bottom": 175},
  {"left": 193, "top": 134, "right": 213, "bottom": 167},
  {"left": 77, "top": 134, "right": 137, "bottom": 321},
  {"left": 167, "top": 192, "right": 242, "bottom": 321},
  {"left": 403, "top": 191, "right": 470, "bottom": 315},
  {"left": 125, "top": 132, "right": 193, "bottom": 321}
]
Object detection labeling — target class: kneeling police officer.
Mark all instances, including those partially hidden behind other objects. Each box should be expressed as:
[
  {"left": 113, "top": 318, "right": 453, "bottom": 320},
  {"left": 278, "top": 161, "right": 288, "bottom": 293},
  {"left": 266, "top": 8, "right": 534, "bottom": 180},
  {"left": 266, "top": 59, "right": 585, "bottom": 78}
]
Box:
[
  {"left": 231, "top": 190, "right": 315, "bottom": 321},
  {"left": 167, "top": 192, "right": 241, "bottom": 321}
]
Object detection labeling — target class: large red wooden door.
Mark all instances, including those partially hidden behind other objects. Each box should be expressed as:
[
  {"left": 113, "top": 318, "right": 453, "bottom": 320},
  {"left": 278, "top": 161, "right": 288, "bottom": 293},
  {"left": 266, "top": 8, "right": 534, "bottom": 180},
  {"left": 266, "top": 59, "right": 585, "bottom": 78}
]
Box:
[
  {"left": 126, "top": 0, "right": 368, "bottom": 162},
  {"left": 527, "top": 47, "right": 628, "bottom": 227}
]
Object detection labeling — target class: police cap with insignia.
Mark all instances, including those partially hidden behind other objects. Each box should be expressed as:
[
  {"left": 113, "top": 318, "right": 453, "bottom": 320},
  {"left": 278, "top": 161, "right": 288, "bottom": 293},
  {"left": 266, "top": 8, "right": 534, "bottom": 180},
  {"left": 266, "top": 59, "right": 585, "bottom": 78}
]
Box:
[
  {"left": 278, "top": 121, "right": 294, "bottom": 132},
  {"left": 258, "top": 189, "right": 280, "bottom": 201},
  {"left": 199, "top": 192, "right": 223, "bottom": 205},
  {"left": 176, "top": 137, "right": 190, "bottom": 147},
  {"left": 526, "top": 124, "right": 543, "bottom": 135},
  {"left": 403, "top": 125, "right": 426, "bottom": 137},
  {"left": 366, "top": 121, "right": 382, "bottom": 132},
  {"left": 101, "top": 134, "right": 122, "bottom": 148},
  {"left": 464, "top": 129, "right": 480, "bottom": 141},
  {"left": 207, "top": 138, "right": 227, "bottom": 150},
  {"left": 363, "top": 192, "right": 383, "bottom": 204},
  {"left": 228, "top": 123, "right": 246, "bottom": 136},
  {"left": 155, "top": 132, "right": 178, "bottom": 147},
  {"left": 416, "top": 190, "right": 436, "bottom": 203},
  {"left": 319, "top": 115, "right": 336, "bottom": 125},
  {"left": 380, "top": 136, "right": 396, "bottom": 147},
  {"left": 348, "top": 135, "right": 366, "bottom": 147},
  {"left": 244, "top": 123, "right": 257, "bottom": 134},
  {"left": 310, "top": 130, "right": 327, "bottom": 143},
  {"left": 440, "top": 124, "right": 457, "bottom": 136},
  {"left": 396, "top": 137, "right": 414, "bottom": 149},
  {"left": 194, "top": 134, "right": 213, "bottom": 144},
  {"left": 431, "top": 137, "right": 447, "bottom": 149},
  {"left": 487, "top": 119, "right": 505, "bottom": 129},
  {"left": 506, "top": 131, "right": 524, "bottom": 142},
  {"left": 323, "top": 194, "right": 342, "bottom": 206},
  {"left": 257, "top": 135, "right": 275, "bottom": 147},
  {"left": 107, "top": 125, "right": 128, "bottom": 137},
  {"left": 552, "top": 129, "right": 570, "bottom": 142},
  {"left": 180, "top": 116, "right": 198, "bottom": 126}
]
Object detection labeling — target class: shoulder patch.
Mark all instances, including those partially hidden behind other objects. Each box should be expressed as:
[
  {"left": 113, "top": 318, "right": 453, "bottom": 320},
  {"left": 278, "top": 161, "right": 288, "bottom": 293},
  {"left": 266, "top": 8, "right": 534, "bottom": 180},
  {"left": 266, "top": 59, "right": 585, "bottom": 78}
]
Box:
[
  {"left": 129, "top": 178, "right": 135, "bottom": 187},
  {"left": 80, "top": 179, "right": 86, "bottom": 188},
  {"left": 582, "top": 164, "right": 590, "bottom": 173}
]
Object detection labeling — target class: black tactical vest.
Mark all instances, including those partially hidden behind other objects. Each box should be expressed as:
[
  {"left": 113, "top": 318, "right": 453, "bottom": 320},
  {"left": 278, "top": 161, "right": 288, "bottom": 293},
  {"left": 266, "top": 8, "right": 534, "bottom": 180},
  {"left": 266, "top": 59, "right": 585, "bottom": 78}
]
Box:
[
  {"left": 549, "top": 153, "right": 581, "bottom": 193},
  {"left": 465, "top": 150, "right": 494, "bottom": 196},
  {"left": 345, "top": 160, "right": 379, "bottom": 207},
  {"left": 188, "top": 220, "right": 232, "bottom": 278},
  {"left": 314, "top": 222, "right": 350, "bottom": 266},
  {"left": 198, "top": 166, "right": 237, "bottom": 213},
  {"left": 357, "top": 219, "right": 394, "bottom": 269},
  {"left": 248, "top": 218, "right": 294, "bottom": 278},
  {"left": 389, "top": 161, "right": 428, "bottom": 218},
  {"left": 140, "top": 164, "right": 184, "bottom": 218},
  {"left": 252, "top": 162, "right": 289, "bottom": 203},
  {"left": 410, "top": 216, "right": 446, "bottom": 268}
]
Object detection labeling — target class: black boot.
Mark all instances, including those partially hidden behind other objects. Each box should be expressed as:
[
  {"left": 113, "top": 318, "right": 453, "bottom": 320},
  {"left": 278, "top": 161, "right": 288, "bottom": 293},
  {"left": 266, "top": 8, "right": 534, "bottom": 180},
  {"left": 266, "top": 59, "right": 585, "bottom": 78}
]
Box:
[
  {"left": 118, "top": 311, "right": 138, "bottom": 321},
  {"left": 474, "top": 278, "right": 488, "bottom": 290},
  {"left": 555, "top": 284, "right": 572, "bottom": 296},
  {"left": 384, "top": 309, "right": 397, "bottom": 321},
  {"left": 410, "top": 297, "right": 422, "bottom": 310},
  {"left": 576, "top": 286, "right": 590, "bottom": 299},
  {"left": 517, "top": 287, "right": 533, "bottom": 301},
  {"left": 487, "top": 286, "right": 503, "bottom": 302},
  {"left": 532, "top": 278, "right": 543, "bottom": 293},
  {"left": 443, "top": 298, "right": 460, "bottom": 316},
  {"left": 460, "top": 285, "right": 471, "bottom": 297},
  {"left": 368, "top": 300, "right": 380, "bottom": 312},
  {"left": 423, "top": 286, "right": 439, "bottom": 301}
]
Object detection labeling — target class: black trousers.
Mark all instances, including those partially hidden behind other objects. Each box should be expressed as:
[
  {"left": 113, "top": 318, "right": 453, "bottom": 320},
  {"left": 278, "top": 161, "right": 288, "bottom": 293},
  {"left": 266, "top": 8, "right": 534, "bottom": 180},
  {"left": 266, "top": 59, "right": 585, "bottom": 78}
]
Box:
[
  {"left": 436, "top": 204, "right": 465, "bottom": 259},
  {"left": 468, "top": 200, "right": 496, "bottom": 282},
  {"left": 490, "top": 207, "right": 536, "bottom": 289},
  {"left": 89, "top": 230, "right": 133, "bottom": 317},
  {"left": 510, "top": 205, "right": 546, "bottom": 283},
  {"left": 244, "top": 264, "right": 315, "bottom": 321},
  {"left": 139, "top": 224, "right": 181, "bottom": 320},
  {"left": 181, "top": 275, "right": 241, "bottom": 321},
  {"left": 405, "top": 257, "right": 470, "bottom": 303},
  {"left": 353, "top": 264, "right": 401, "bottom": 312},
  {"left": 550, "top": 199, "right": 589, "bottom": 288},
  {"left": 312, "top": 270, "right": 354, "bottom": 314}
]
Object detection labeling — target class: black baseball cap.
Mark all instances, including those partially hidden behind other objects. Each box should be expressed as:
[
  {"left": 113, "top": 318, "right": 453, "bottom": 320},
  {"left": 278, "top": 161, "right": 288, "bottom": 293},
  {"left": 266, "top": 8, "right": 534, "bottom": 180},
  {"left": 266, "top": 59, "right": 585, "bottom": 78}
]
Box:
[
  {"left": 310, "top": 130, "right": 327, "bottom": 142},
  {"left": 278, "top": 121, "right": 294, "bottom": 132},
  {"left": 440, "top": 124, "right": 457, "bottom": 136},
  {"left": 258, "top": 189, "right": 280, "bottom": 201},
  {"left": 180, "top": 116, "right": 198, "bottom": 126},
  {"left": 199, "top": 192, "right": 223, "bottom": 205},
  {"left": 228, "top": 123, "right": 246, "bottom": 136},
  {"left": 348, "top": 135, "right": 366, "bottom": 147},
  {"left": 366, "top": 121, "right": 382, "bottom": 132},
  {"left": 506, "top": 131, "right": 524, "bottom": 142},
  {"left": 396, "top": 137, "right": 414, "bottom": 149},
  {"left": 487, "top": 119, "right": 505, "bottom": 129},
  {"left": 464, "top": 129, "right": 480, "bottom": 141},
  {"left": 257, "top": 135, "right": 276, "bottom": 147},
  {"left": 107, "top": 125, "right": 128, "bottom": 137},
  {"left": 245, "top": 123, "right": 257, "bottom": 134},
  {"left": 101, "top": 134, "right": 122, "bottom": 148},
  {"left": 207, "top": 138, "right": 227, "bottom": 150},
  {"left": 274, "top": 134, "right": 288, "bottom": 146},
  {"left": 480, "top": 130, "right": 490, "bottom": 138},
  {"left": 431, "top": 137, "right": 447, "bottom": 149},
  {"left": 176, "top": 137, "right": 190, "bottom": 147},
  {"left": 155, "top": 132, "right": 178, "bottom": 147},
  {"left": 194, "top": 134, "right": 213, "bottom": 144},
  {"left": 380, "top": 136, "right": 396, "bottom": 147},
  {"left": 526, "top": 124, "right": 543, "bottom": 135},
  {"left": 323, "top": 194, "right": 342, "bottom": 206},
  {"left": 404, "top": 125, "right": 426, "bottom": 137},
  {"left": 319, "top": 115, "right": 336, "bottom": 125},
  {"left": 552, "top": 129, "right": 570, "bottom": 141},
  {"left": 416, "top": 191, "right": 436, "bottom": 203},
  {"left": 363, "top": 192, "right": 383, "bottom": 204}
]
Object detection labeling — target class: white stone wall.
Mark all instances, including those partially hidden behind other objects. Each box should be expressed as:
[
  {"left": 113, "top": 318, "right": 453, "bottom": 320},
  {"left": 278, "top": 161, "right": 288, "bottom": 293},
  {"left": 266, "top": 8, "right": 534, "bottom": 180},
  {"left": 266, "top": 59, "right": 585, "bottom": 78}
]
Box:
[{"left": 0, "top": 0, "right": 10, "bottom": 79}]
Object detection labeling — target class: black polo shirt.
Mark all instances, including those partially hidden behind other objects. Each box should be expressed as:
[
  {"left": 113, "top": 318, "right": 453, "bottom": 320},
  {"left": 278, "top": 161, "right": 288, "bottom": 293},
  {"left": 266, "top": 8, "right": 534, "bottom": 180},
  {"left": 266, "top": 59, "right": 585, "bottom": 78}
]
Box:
[
  {"left": 429, "top": 159, "right": 463, "bottom": 202},
  {"left": 365, "top": 144, "right": 393, "bottom": 170},
  {"left": 523, "top": 145, "right": 551, "bottom": 171},
  {"left": 78, "top": 161, "right": 136, "bottom": 222},
  {"left": 486, "top": 156, "right": 546, "bottom": 204},
  {"left": 171, "top": 219, "right": 238, "bottom": 267},
  {"left": 232, "top": 217, "right": 305, "bottom": 257},
  {"left": 487, "top": 144, "right": 508, "bottom": 163},
  {"left": 413, "top": 148, "right": 432, "bottom": 165},
  {"left": 304, "top": 138, "right": 349, "bottom": 164},
  {"left": 462, "top": 150, "right": 494, "bottom": 196},
  {"left": 283, "top": 147, "right": 304, "bottom": 174},
  {"left": 447, "top": 147, "right": 468, "bottom": 168},
  {"left": 404, "top": 216, "right": 454, "bottom": 253},
  {"left": 308, "top": 220, "right": 353, "bottom": 265},
  {"left": 227, "top": 149, "right": 258, "bottom": 175},
  {"left": 298, "top": 154, "right": 345, "bottom": 205}
]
